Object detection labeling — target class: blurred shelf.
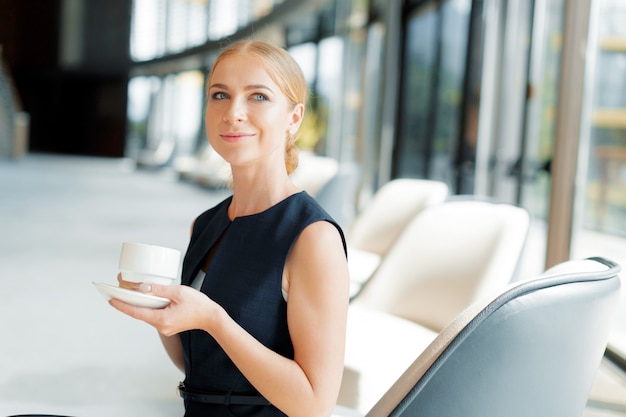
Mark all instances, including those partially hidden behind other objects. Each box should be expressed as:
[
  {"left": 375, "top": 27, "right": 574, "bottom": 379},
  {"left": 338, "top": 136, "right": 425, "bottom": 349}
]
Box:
[
  {"left": 592, "top": 109, "right": 626, "bottom": 129},
  {"left": 600, "top": 37, "right": 626, "bottom": 52}
]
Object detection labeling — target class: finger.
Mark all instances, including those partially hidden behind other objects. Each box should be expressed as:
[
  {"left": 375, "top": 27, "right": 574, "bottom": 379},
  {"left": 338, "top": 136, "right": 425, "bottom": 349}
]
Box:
[
  {"left": 109, "top": 298, "right": 175, "bottom": 334},
  {"left": 109, "top": 298, "right": 140, "bottom": 315},
  {"left": 109, "top": 298, "right": 159, "bottom": 322},
  {"left": 138, "top": 282, "right": 179, "bottom": 298}
]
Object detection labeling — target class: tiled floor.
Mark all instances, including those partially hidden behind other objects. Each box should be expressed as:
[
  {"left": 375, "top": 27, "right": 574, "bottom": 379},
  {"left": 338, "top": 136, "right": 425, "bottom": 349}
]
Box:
[{"left": 0, "top": 153, "right": 625, "bottom": 416}]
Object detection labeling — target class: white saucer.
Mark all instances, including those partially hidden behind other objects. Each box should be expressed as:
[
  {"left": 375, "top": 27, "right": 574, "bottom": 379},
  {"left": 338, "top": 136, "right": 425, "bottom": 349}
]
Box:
[{"left": 92, "top": 281, "right": 170, "bottom": 309}]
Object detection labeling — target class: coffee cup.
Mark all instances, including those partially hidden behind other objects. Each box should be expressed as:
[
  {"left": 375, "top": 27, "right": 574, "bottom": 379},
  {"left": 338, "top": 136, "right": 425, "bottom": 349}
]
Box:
[{"left": 119, "top": 242, "right": 181, "bottom": 285}]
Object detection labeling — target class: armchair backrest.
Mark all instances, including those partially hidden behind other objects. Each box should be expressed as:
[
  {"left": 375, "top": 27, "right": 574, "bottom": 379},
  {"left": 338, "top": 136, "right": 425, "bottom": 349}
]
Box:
[
  {"left": 347, "top": 179, "right": 448, "bottom": 257},
  {"left": 354, "top": 199, "right": 530, "bottom": 332},
  {"left": 366, "top": 257, "right": 622, "bottom": 417}
]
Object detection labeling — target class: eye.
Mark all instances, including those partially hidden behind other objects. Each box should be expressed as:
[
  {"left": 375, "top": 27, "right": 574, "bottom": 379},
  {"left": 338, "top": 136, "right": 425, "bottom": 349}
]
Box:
[
  {"left": 211, "top": 91, "right": 228, "bottom": 100},
  {"left": 252, "top": 93, "right": 268, "bottom": 102}
]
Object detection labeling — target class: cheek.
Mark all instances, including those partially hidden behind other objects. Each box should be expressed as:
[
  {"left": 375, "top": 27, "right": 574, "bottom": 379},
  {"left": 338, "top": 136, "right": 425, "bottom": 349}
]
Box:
[
  {"left": 204, "top": 107, "right": 219, "bottom": 128},
  {"left": 204, "top": 115, "right": 219, "bottom": 145}
]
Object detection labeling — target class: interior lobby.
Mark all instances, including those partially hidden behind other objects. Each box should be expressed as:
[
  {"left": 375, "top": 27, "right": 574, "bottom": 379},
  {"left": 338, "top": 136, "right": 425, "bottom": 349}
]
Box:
[{"left": 1, "top": 0, "right": 625, "bottom": 416}]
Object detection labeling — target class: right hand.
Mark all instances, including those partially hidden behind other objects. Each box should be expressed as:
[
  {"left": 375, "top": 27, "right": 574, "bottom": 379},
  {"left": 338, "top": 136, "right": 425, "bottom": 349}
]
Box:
[{"left": 109, "top": 282, "right": 225, "bottom": 337}]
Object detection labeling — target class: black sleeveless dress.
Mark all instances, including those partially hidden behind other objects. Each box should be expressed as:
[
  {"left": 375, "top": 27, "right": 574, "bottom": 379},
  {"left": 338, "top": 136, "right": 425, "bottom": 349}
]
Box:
[{"left": 179, "top": 191, "right": 346, "bottom": 417}]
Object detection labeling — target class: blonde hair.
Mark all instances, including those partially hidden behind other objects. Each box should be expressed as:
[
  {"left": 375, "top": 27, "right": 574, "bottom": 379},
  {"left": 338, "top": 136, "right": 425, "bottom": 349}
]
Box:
[{"left": 209, "top": 40, "right": 308, "bottom": 175}]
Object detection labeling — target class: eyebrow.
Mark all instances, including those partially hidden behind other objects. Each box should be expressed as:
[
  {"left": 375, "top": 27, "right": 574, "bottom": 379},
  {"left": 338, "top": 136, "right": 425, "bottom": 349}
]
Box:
[{"left": 209, "top": 83, "right": 275, "bottom": 93}]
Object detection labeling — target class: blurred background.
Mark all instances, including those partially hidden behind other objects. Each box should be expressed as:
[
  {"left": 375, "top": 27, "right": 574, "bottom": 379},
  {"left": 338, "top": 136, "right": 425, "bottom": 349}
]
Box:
[{"left": 0, "top": 0, "right": 625, "bottom": 415}]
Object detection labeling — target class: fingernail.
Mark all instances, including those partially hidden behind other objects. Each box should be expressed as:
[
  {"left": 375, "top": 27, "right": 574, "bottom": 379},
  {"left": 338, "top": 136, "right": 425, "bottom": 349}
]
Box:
[{"left": 139, "top": 283, "right": 152, "bottom": 292}]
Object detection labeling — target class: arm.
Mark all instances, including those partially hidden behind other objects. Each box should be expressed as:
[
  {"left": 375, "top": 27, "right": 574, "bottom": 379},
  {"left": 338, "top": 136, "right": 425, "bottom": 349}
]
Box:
[
  {"left": 109, "top": 221, "right": 349, "bottom": 417},
  {"left": 159, "top": 333, "right": 185, "bottom": 373},
  {"left": 210, "top": 221, "right": 349, "bottom": 416}
]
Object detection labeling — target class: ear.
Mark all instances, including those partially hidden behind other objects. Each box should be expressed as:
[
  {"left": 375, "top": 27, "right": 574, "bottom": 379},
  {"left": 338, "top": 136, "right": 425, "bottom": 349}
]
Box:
[{"left": 287, "top": 103, "right": 305, "bottom": 135}]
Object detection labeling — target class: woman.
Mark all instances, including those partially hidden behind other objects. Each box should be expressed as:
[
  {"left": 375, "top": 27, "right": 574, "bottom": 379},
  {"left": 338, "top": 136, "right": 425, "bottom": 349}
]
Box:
[{"left": 110, "top": 39, "right": 350, "bottom": 417}]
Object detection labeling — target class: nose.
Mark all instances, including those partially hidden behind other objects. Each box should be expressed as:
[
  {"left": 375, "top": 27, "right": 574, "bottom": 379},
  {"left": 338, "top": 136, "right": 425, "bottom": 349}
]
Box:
[{"left": 223, "top": 98, "right": 246, "bottom": 123}]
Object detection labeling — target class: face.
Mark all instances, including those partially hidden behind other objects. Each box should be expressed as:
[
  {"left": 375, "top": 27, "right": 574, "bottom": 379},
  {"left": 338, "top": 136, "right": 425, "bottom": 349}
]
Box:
[{"left": 205, "top": 54, "right": 304, "bottom": 171}]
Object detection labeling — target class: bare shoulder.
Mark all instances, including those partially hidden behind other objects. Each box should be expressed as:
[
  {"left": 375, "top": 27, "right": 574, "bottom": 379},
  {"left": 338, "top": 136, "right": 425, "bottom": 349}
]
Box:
[
  {"left": 286, "top": 220, "right": 348, "bottom": 296},
  {"left": 293, "top": 220, "right": 345, "bottom": 260}
]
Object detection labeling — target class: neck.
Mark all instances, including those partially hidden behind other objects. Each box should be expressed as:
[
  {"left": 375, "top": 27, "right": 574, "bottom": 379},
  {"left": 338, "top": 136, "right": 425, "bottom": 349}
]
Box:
[{"left": 228, "top": 166, "right": 299, "bottom": 219}]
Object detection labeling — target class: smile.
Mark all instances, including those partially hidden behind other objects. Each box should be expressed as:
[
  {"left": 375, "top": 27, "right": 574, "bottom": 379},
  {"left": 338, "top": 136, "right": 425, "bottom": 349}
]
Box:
[{"left": 220, "top": 133, "right": 256, "bottom": 143}]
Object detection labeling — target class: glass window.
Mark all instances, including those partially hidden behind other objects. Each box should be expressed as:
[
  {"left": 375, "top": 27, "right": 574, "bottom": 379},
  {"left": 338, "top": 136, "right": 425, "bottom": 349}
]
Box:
[
  {"left": 166, "top": 0, "right": 209, "bottom": 53},
  {"left": 0, "top": 57, "right": 17, "bottom": 157},
  {"left": 187, "top": 0, "right": 209, "bottom": 47},
  {"left": 395, "top": 0, "right": 471, "bottom": 186},
  {"left": 166, "top": 0, "right": 189, "bottom": 53},
  {"left": 520, "top": 0, "right": 565, "bottom": 223},
  {"left": 207, "top": 0, "right": 239, "bottom": 40},
  {"left": 126, "top": 76, "right": 162, "bottom": 157},
  {"left": 315, "top": 36, "right": 344, "bottom": 157},
  {"left": 289, "top": 42, "right": 322, "bottom": 152},
  {"left": 129, "top": 0, "right": 287, "bottom": 61},
  {"left": 580, "top": 0, "right": 626, "bottom": 236},
  {"left": 430, "top": 0, "right": 471, "bottom": 186},
  {"left": 512, "top": 0, "right": 566, "bottom": 280},
  {"left": 288, "top": 42, "right": 318, "bottom": 86},
  {"left": 572, "top": 0, "right": 626, "bottom": 358},
  {"left": 126, "top": 71, "right": 204, "bottom": 160},
  {"left": 394, "top": 4, "right": 438, "bottom": 179},
  {"left": 130, "top": 0, "right": 166, "bottom": 61},
  {"left": 171, "top": 70, "right": 205, "bottom": 156}
]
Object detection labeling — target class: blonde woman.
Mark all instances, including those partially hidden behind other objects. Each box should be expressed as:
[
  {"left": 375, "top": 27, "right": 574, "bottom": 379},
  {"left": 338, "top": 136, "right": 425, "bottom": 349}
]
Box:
[{"left": 111, "top": 40, "right": 350, "bottom": 417}]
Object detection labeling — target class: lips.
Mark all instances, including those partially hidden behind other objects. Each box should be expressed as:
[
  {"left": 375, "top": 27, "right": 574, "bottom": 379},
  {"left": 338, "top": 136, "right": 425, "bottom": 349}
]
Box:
[{"left": 220, "top": 132, "right": 256, "bottom": 143}]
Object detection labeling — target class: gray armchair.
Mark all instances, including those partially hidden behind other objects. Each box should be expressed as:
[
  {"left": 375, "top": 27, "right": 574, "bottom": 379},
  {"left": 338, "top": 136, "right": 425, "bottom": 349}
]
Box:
[{"left": 335, "top": 257, "right": 621, "bottom": 417}]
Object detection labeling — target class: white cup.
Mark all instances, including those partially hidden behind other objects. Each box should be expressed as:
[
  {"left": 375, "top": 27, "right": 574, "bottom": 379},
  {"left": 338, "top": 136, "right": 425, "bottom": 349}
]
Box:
[{"left": 119, "top": 242, "right": 181, "bottom": 285}]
